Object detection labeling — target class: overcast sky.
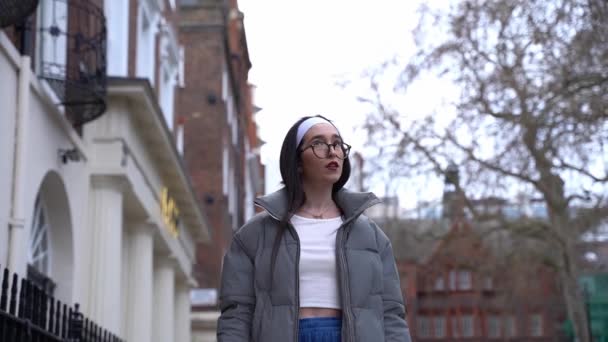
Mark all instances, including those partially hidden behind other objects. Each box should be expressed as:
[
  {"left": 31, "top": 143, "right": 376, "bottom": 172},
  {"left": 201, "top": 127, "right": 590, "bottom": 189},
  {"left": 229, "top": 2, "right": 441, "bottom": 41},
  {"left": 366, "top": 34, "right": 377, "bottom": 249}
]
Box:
[{"left": 239, "top": 0, "right": 450, "bottom": 209}]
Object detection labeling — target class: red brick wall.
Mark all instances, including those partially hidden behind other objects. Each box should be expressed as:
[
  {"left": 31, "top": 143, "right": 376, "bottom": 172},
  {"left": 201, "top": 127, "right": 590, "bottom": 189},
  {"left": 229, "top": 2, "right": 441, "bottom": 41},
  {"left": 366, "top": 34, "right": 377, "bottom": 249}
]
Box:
[
  {"left": 403, "top": 221, "right": 565, "bottom": 340},
  {"left": 177, "top": 4, "right": 232, "bottom": 290},
  {"left": 177, "top": 0, "right": 261, "bottom": 292}
]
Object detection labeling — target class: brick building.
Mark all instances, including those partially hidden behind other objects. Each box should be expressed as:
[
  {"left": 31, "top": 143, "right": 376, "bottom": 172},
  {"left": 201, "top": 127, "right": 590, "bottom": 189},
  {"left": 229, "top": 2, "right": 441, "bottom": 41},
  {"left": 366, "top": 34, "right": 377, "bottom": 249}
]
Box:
[
  {"left": 382, "top": 166, "right": 567, "bottom": 341},
  {"left": 177, "top": 0, "right": 264, "bottom": 299}
]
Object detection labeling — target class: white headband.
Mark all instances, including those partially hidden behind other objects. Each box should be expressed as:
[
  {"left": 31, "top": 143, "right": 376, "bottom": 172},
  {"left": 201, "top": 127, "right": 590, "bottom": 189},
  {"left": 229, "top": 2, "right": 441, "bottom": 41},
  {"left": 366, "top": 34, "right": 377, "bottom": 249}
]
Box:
[{"left": 296, "top": 117, "right": 331, "bottom": 146}]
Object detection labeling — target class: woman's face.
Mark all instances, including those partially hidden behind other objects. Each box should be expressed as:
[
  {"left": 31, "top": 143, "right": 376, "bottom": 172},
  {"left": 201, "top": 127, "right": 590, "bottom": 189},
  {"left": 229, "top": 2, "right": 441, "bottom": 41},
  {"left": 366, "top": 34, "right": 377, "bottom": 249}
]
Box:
[{"left": 299, "top": 123, "right": 345, "bottom": 186}]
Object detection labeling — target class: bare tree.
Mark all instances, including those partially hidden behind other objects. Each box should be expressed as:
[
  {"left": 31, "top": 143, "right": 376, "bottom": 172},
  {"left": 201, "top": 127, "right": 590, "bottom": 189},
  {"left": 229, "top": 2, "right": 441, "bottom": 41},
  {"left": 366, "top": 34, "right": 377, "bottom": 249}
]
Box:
[{"left": 360, "top": 0, "right": 608, "bottom": 340}]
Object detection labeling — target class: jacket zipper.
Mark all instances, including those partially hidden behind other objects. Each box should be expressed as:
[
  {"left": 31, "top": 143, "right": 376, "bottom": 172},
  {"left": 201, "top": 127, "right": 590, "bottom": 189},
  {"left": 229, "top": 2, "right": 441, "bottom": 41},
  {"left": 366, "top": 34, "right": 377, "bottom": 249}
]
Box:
[
  {"left": 288, "top": 223, "right": 301, "bottom": 342},
  {"left": 337, "top": 224, "right": 354, "bottom": 342},
  {"left": 266, "top": 211, "right": 302, "bottom": 342}
]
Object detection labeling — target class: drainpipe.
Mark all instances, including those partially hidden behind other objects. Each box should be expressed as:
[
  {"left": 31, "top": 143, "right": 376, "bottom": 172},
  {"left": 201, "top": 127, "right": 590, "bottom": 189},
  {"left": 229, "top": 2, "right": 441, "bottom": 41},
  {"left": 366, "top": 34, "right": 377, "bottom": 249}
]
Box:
[{"left": 7, "top": 56, "right": 31, "bottom": 275}]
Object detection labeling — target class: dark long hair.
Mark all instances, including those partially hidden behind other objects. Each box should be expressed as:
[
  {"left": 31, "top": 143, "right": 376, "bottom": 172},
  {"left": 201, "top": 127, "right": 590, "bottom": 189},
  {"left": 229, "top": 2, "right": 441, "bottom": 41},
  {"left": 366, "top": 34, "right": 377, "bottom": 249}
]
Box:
[{"left": 270, "top": 115, "right": 351, "bottom": 284}]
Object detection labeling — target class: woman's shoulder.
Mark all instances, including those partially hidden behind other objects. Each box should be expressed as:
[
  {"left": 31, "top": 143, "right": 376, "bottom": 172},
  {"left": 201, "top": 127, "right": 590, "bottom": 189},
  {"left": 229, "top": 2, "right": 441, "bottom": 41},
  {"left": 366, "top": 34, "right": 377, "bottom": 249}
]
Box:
[
  {"left": 354, "top": 214, "right": 392, "bottom": 247},
  {"left": 231, "top": 211, "right": 271, "bottom": 251},
  {"left": 235, "top": 211, "right": 270, "bottom": 236}
]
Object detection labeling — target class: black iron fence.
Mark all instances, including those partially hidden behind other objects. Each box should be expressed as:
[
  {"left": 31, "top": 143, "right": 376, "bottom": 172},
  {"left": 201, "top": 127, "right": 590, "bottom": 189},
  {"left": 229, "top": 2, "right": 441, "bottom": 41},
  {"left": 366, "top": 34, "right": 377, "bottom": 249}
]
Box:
[{"left": 0, "top": 266, "right": 124, "bottom": 342}]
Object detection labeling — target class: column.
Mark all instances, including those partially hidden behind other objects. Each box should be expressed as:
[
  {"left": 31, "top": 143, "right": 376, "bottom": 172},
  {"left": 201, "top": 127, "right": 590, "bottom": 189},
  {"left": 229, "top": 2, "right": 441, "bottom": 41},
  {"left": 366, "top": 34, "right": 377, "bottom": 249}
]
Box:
[
  {"left": 153, "top": 255, "right": 175, "bottom": 342},
  {"left": 86, "top": 175, "right": 124, "bottom": 334},
  {"left": 125, "top": 222, "right": 154, "bottom": 342},
  {"left": 174, "top": 281, "right": 191, "bottom": 342}
]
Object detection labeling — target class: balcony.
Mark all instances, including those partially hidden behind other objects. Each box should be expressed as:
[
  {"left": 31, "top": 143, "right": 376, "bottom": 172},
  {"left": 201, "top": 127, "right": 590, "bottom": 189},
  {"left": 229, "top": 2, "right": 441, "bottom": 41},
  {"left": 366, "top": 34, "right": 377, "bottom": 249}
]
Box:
[{"left": 3, "top": 0, "right": 107, "bottom": 127}]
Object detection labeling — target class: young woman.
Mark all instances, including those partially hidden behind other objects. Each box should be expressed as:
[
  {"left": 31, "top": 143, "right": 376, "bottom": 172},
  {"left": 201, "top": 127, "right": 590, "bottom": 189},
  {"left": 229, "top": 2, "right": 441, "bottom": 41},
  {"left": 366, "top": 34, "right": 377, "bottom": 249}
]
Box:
[{"left": 217, "top": 115, "right": 411, "bottom": 342}]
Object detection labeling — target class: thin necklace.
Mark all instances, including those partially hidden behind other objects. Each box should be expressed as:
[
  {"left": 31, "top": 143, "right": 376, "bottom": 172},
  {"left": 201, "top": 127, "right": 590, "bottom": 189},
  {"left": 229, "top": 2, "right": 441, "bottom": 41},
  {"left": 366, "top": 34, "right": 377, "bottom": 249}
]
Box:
[{"left": 300, "top": 205, "right": 333, "bottom": 219}]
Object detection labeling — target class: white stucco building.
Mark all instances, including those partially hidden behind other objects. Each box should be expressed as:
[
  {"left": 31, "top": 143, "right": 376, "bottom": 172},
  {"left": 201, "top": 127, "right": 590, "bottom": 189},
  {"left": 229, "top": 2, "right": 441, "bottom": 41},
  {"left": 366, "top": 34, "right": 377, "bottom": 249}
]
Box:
[{"left": 0, "top": 0, "right": 210, "bottom": 341}]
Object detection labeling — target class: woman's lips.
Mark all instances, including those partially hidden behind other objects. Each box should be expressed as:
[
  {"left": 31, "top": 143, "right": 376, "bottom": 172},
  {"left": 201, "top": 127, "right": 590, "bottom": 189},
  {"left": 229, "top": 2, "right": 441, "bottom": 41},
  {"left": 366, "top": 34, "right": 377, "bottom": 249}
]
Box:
[{"left": 326, "top": 161, "right": 339, "bottom": 170}]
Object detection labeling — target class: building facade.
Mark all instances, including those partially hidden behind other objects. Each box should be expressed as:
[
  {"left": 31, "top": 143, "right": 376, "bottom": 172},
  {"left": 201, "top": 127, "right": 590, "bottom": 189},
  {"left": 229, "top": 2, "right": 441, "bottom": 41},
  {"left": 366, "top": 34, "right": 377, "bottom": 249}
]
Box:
[
  {"left": 1, "top": 0, "right": 213, "bottom": 341},
  {"left": 381, "top": 167, "right": 568, "bottom": 341},
  {"left": 177, "top": 0, "right": 263, "bottom": 294}
]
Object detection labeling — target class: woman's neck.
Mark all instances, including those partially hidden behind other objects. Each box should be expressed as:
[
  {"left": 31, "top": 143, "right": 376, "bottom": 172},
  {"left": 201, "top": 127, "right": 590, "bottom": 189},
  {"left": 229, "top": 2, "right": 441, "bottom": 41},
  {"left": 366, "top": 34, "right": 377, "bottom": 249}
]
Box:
[{"left": 300, "top": 181, "right": 338, "bottom": 214}]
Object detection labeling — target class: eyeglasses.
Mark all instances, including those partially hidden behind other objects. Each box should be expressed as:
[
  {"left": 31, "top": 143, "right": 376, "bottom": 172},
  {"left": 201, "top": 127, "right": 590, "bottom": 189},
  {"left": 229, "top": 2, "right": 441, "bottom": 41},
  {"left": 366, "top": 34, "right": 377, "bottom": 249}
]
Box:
[{"left": 301, "top": 141, "right": 351, "bottom": 160}]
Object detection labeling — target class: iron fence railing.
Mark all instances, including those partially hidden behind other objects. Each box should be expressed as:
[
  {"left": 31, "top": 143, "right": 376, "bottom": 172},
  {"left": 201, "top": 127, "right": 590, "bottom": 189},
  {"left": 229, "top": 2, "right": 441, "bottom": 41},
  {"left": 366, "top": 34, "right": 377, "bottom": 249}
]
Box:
[{"left": 1, "top": 266, "right": 124, "bottom": 342}]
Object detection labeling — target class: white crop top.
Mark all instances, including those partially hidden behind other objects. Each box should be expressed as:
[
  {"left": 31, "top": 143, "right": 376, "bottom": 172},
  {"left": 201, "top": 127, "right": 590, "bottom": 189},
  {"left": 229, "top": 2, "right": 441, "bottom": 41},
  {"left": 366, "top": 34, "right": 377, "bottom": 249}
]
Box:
[{"left": 290, "top": 214, "right": 343, "bottom": 309}]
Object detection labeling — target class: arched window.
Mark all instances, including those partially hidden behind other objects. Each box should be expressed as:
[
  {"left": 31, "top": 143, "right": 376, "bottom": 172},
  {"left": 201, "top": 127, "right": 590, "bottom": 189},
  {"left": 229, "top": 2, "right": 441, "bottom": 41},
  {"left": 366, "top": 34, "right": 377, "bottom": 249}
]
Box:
[{"left": 27, "top": 195, "right": 56, "bottom": 294}]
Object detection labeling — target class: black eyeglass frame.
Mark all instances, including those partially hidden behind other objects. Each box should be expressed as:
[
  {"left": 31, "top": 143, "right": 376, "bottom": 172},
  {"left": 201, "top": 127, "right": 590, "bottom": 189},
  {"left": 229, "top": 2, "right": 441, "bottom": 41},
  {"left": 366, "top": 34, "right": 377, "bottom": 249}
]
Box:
[{"left": 300, "top": 141, "right": 352, "bottom": 160}]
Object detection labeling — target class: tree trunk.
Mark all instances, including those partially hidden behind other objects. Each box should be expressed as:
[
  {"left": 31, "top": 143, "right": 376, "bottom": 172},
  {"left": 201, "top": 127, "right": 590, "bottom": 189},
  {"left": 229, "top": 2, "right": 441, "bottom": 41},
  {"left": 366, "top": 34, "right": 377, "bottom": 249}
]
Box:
[
  {"left": 559, "top": 267, "right": 591, "bottom": 342},
  {"left": 556, "top": 220, "right": 591, "bottom": 342}
]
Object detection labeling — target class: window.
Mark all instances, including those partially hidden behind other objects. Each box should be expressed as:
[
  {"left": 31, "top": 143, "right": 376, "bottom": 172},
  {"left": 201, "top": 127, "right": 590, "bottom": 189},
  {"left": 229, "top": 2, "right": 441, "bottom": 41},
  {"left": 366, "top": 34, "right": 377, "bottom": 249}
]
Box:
[
  {"left": 483, "top": 276, "right": 493, "bottom": 290},
  {"left": 29, "top": 196, "right": 50, "bottom": 275},
  {"left": 433, "top": 316, "right": 446, "bottom": 338},
  {"left": 451, "top": 317, "right": 460, "bottom": 338},
  {"left": 36, "top": 0, "right": 68, "bottom": 79},
  {"left": 434, "top": 276, "right": 445, "bottom": 291},
  {"left": 136, "top": 1, "right": 158, "bottom": 85},
  {"left": 28, "top": 195, "right": 56, "bottom": 294},
  {"left": 449, "top": 269, "right": 472, "bottom": 290},
  {"left": 104, "top": 1, "right": 130, "bottom": 75},
  {"left": 176, "top": 120, "right": 184, "bottom": 155},
  {"left": 222, "top": 144, "right": 229, "bottom": 195},
  {"left": 449, "top": 270, "right": 457, "bottom": 290},
  {"left": 461, "top": 315, "right": 474, "bottom": 337},
  {"left": 221, "top": 66, "right": 228, "bottom": 100},
  {"left": 458, "top": 270, "right": 472, "bottom": 290},
  {"left": 529, "top": 314, "right": 543, "bottom": 337},
  {"left": 505, "top": 315, "right": 517, "bottom": 337},
  {"left": 417, "top": 317, "right": 431, "bottom": 338},
  {"left": 159, "top": 67, "right": 175, "bottom": 130},
  {"left": 487, "top": 315, "right": 501, "bottom": 338},
  {"left": 178, "top": 46, "right": 185, "bottom": 87}
]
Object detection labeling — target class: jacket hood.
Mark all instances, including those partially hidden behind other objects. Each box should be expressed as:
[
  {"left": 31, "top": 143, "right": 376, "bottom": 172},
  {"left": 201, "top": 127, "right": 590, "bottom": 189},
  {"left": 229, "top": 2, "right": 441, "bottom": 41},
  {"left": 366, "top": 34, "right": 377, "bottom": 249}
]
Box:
[{"left": 254, "top": 187, "right": 381, "bottom": 222}]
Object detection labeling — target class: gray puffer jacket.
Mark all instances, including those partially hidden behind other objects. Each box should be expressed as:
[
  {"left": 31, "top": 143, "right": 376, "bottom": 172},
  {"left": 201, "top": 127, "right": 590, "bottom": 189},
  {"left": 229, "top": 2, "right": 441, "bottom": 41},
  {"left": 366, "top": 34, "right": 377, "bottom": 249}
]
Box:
[{"left": 217, "top": 188, "right": 412, "bottom": 342}]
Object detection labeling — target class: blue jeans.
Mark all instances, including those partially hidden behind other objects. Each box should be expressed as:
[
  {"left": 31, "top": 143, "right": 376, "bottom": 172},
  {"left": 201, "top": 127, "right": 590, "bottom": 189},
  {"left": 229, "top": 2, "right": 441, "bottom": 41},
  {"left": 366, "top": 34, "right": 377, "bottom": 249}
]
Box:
[{"left": 298, "top": 317, "right": 342, "bottom": 342}]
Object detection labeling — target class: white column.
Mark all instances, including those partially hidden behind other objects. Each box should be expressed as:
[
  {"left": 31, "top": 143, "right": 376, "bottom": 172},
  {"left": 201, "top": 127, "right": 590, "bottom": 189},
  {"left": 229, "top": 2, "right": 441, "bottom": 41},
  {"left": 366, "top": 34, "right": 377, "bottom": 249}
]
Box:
[
  {"left": 125, "top": 222, "right": 154, "bottom": 342},
  {"left": 174, "top": 282, "right": 191, "bottom": 342},
  {"left": 153, "top": 256, "right": 175, "bottom": 342},
  {"left": 86, "top": 175, "right": 124, "bottom": 334}
]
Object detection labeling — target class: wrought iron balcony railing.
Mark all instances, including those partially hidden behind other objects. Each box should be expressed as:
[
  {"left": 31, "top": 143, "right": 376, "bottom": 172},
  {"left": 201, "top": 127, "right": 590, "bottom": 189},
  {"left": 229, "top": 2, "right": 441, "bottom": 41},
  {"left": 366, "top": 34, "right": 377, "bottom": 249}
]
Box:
[
  {"left": 4, "top": 0, "right": 107, "bottom": 127},
  {"left": 36, "top": 0, "right": 107, "bottom": 127}
]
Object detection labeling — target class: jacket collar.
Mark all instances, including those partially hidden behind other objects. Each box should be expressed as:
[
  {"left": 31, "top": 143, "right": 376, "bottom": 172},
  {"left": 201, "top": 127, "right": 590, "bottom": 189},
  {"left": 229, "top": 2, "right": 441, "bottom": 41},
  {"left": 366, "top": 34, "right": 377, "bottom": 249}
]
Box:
[{"left": 254, "top": 187, "right": 381, "bottom": 222}]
